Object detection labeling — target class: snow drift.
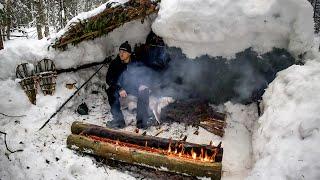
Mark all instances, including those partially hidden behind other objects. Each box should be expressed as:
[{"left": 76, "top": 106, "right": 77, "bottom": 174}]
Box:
[
  {"left": 1, "top": 0, "right": 320, "bottom": 179},
  {"left": 247, "top": 60, "right": 320, "bottom": 180},
  {"left": 153, "top": 0, "right": 315, "bottom": 58}
]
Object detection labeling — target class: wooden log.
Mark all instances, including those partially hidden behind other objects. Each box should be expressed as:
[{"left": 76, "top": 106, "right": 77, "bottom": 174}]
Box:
[
  {"left": 67, "top": 134, "right": 222, "bottom": 179},
  {"left": 71, "top": 121, "right": 223, "bottom": 162}
]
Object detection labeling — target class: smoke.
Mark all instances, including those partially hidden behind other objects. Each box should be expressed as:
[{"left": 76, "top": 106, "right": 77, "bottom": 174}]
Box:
[{"left": 121, "top": 47, "right": 295, "bottom": 104}]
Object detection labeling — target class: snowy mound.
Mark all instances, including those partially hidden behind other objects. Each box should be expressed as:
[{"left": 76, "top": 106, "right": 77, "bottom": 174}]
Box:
[
  {"left": 152, "top": 0, "right": 315, "bottom": 58},
  {"left": 248, "top": 60, "right": 320, "bottom": 179}
]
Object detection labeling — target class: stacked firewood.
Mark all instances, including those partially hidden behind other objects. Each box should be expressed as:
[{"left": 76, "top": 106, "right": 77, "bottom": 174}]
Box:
[
  {"left": 160, "top": 99, "right": 227, "bottom": 137},
  {"left": 52, "top": 0, "right": 159, "bottom": 50}
]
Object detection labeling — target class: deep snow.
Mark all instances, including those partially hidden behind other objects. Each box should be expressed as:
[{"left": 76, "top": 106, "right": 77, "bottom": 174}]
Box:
[
  {"left": 1, "top": 0, "right": 320, "bottom": 179},
  {"left": 152, "top": 0, "right": 315, "bottom": 58}
]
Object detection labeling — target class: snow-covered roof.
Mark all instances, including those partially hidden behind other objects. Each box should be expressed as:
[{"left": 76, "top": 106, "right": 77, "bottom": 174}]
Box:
[{"left": 51, "top": 0, "right": 159, "bottom": 50}]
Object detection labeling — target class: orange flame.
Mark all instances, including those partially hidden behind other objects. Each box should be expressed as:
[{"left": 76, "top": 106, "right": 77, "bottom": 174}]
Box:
[
  {"left": 167, "top": 138, "right": 172, "bottom": 153},
  {"left": 191, "top": 148, "right": 197, "bottom": 159}
]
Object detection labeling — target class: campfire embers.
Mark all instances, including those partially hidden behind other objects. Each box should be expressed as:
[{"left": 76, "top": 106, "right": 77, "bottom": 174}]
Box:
[{"left": 67, "top": 122, "right": 223, "bottom": 179}]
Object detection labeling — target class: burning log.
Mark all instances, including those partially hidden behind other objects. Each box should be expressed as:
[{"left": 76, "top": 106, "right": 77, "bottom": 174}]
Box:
[
  {"left": 160, "top": 99, "right": 227, "bottom": 137},
  {"left": 67, "top": 121, "right": 223, "bottom": 179}
]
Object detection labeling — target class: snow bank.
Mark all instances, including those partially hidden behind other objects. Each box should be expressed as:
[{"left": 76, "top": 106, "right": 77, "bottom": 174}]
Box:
[
  {"left": 0, "top": 39, "right": 50, "bottom": 80},
  {"left": 152, "top": 0, "right": 315, "bottom": 58},
  {"left": 248, "top": 60, "right": 320, "bottom": 180},
  {"left": 0, "top": 18, "right": 151, "bottom": 80}
]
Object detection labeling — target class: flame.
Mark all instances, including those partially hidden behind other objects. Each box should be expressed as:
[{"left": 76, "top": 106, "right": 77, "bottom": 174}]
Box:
[
  {"left": 191, "top": 148, "right": 197, "bottom": 159},
  {"left": 201, "top": 148, "right": 204, "bottom": 161},
  {"left": 204, "top": 150, "right": 209, "bottom": 162},
  {"left": 145, "top": 141, "right": 148, "bottom": 147},
  {"left": 164, "top": 139, "right": 218, "bottom": 163},
  {"left": 167, "top": 138, "right": 172, "bottom": 153}
]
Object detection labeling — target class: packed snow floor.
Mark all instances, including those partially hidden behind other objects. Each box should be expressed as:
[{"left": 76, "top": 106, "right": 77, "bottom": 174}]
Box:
[{"left": 0, "top": 66, "right": 258, "bottom": 179}]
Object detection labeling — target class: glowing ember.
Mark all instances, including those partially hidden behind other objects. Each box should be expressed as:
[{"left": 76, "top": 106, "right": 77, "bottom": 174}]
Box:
[{"left": 90, "top": 135, "right": 220, "bottom": 163}]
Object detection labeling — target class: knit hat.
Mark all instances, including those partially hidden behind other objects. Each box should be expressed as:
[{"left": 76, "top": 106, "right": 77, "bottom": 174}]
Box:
[{"left": 119, "top": 41, "right": 132, "bottom": 54}]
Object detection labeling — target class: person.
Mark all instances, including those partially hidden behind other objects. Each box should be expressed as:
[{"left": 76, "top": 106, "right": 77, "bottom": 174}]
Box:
[
  {"left": 106, "top": 41, "right": 151, "bottom": 129},
  {"left": 141, "top": 31, "right": 171, "bottom": 71}
]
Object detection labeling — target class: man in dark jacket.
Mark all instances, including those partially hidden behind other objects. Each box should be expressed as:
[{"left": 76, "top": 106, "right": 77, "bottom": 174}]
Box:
[{"left": 106, "top": 41, "right": 150, "bottom": 129}]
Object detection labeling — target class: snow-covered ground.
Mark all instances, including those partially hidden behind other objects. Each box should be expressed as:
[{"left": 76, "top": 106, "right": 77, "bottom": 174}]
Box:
[
  {"left": 0, "top": 63, "right": 257, "bottom": 179},
  {"left": 1, "top": 0, "right": 320, "bottom": 179}
]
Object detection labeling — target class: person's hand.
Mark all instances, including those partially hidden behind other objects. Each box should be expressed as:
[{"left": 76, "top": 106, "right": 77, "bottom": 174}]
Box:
[{"left": 119, "top": 89, "right": 127, "bottom": 98}]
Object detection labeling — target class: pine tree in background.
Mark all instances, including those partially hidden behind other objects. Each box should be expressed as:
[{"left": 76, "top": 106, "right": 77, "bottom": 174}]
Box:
[
  {"left": 0, "top": 0, "right": 109, "bottom": 40},
  {"left": 43, "top": 0, "right": 49, "bottom": 37},
  {"left": 0, "top": 2, "right": 4, "bottom": 49},
  {"left": 34, "top": 0, "right": 44, "bottom": 39},
  {"left": 5, "top": 0, "right": 11, "bottom": 40}
]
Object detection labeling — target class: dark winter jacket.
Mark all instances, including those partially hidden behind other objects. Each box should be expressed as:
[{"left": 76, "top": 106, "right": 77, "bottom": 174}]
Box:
[
  {"left": 106, "top": 56, "right": 129, "bottom": 92},
  {"left": 106, "top": 55, "right": 151, "bottom": 94}
]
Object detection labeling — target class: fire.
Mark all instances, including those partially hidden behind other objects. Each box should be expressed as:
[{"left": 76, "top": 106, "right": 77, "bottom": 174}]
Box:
[
  {"left": 164, "top": 139, "right": 218, "bottom": 163},
  {"left": 167, "top": 138, "right": 172, "bottom": 153},
  {"left": 200, "top": 148, "right": 204, "bottom": 161},
  {"left": 191, "top": 148, "right": 197, "bottom": 159},
  {"left": 204, "top": 150, "right": 209, "bottom": 162}
]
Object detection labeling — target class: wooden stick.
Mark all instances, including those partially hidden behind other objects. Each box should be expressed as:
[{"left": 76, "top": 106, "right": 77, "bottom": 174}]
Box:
[{"left": 0, "top": 131, "right": 23, "bottom": 154}]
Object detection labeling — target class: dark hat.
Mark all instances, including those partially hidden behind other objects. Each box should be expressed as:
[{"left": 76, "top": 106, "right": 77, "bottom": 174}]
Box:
[{"left": 119, "top": 41, "right": 132, "bottom": 53}]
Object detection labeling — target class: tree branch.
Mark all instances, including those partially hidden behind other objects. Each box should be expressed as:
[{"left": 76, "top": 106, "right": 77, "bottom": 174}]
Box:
[{"left": 0, "top": 112, "right": 26, "bottom": 117}]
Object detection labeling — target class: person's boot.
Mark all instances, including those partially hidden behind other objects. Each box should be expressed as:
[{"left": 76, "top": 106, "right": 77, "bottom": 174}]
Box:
[
  {"left": 106, "top": 119, "right": 125, "bottom": 129},
  {"left": 107, "top": 102, "right": 126, "bottom": 129}
]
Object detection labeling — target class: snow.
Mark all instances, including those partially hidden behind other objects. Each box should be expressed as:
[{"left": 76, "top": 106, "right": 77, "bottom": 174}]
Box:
[
  {"left": 247, "top": 60, "right": 320, "bottom": 180},
  {"left": 52, "top": 19, "right": 152, "bottom": 70},
  {"left": 0, "top": 3, "right": 3, "bottom": 10},
  {"left": 0, "top": 18, "right": 151, "bottom": 80},
  {"left": 1, "top": 0, "right": 320, "bottom": 179},
  {"left": 152, "top": 0, "right": 315, "bottom": 58},
  {"left": 53, "top": 0, "right": 129, "bottom": 40},
  {"left": 0, "top": 64, "right": 257, "bottom": 179}
]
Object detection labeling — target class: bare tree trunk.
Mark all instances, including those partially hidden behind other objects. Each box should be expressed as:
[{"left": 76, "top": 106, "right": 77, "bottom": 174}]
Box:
[
  {"left": 5, "top": 0, "right": 12, "bottom": 40},
  {"left": 0, "top": 28, "right": 4, "bottom": 50},
  {"left": 59, "top": 0, "right": 66, "bottom": 29},
  {"left": 43, "top": 0, "right": 49, "bottom": 37},
  {"left": 34, "top": 0, "right": 45, "bottom": 40}
]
